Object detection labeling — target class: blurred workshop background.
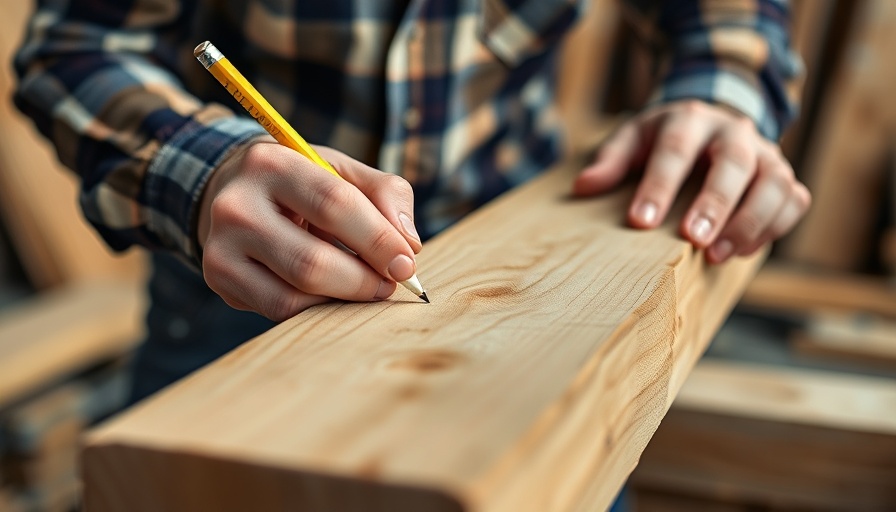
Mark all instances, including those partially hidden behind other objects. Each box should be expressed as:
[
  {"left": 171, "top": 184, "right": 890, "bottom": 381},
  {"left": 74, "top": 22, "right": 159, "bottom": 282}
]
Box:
[{"left": 1, "top": 0, "right": 894, "bottom": 511}]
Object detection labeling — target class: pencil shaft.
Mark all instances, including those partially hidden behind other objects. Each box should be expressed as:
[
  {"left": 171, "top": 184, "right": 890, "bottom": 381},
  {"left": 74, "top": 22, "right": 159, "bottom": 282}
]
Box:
[{"left": 197, "top": 45, "right": 340, "bottom": 178}]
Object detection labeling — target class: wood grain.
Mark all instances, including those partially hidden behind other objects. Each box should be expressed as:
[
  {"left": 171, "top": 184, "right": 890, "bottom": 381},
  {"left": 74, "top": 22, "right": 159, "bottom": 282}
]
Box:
[
  {"left": 632, "top": 360, "right": 896, "bottom": 511},
  {"left": 82, "top": 159, "right": 763, "bottom": 512}
]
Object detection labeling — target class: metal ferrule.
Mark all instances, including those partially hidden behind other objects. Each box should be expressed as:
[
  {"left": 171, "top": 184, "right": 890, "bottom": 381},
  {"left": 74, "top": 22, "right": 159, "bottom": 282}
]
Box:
[{"left": 193, "top": 41, "right": 223, "bottom": 69}]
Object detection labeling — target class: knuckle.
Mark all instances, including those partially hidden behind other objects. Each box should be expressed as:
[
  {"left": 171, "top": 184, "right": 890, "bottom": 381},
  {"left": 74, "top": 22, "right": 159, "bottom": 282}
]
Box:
[
  {"left": 657, "top": 130, "right": 693, "bottom": 158},
  {"left": 731, "top": 212, "right": 764, "bottom": 242},
  {"left": 722, "top": 141, "right": 755, "bottom": 172},
  {"left": 242, "top": 142, "right": 279, "bottom": 170},
  {"left": 761, "top": 151, "right": 792, "bottom": 178},
  {"left": 313, "top": 181, "right": 355, "bottom": 222},
  {"left": 680, "top": 99, "right": 705, "bottom": 115},
  {"left": 210, "top": 192, "right": 253, "bottom": 229},
  {"left": 290, "top": 247, "right": 331, "bottom": 291},
  {"left": 699, "top": 188, "right": 734, "bottom": 217},
  {"left": 642, "top": 172, "right": 679, "bottom": 197},
  {"left": 384, "top": 173, "right": 414, "bottom": 196},
  {"left": 368, "top": 226, "right": 398, "bottom": 256},
  {"left": 266, "top": 293, "right": 303, "bottom": 322},
  {"left": 733, "top": 115, "right": 757, "bottom": 133},
  {"left": 794, "top": 182, "right": 812, "bottom": 210},
  {"left": 222, "top": 297, "right": 250, "bottom": 312},
  {"left": 201, "top": 252, "right": 239, "bottom": 303},
  {"left": 201, "top": 248, "right": 223, "bottom": 277},
  {"left": 757, "top": 168, "right": 791, "bottom": 195}
]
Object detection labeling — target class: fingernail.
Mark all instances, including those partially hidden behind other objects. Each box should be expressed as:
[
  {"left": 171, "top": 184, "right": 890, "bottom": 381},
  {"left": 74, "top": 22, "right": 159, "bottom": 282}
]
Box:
[
  {"left": 633, "top": 201, "right": 658, "bottom": 225},
  {"left": 710, "top": 238, "right": 734, "bottom": 261},
  {"left": 690, "top": 216, "right": 712, "bottom": 244},
  {"left": 388, "top": 254, "right": 415, "bottom": 282},
  {"left": 374, "top": 279, "right": 393, "bottom": 301},
  {"left": 398, "top": 212, "right": 420, "bottom": 243}
]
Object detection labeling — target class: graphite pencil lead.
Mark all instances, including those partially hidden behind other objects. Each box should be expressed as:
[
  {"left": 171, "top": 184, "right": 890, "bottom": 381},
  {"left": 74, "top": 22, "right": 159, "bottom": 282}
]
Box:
[{"left": 420, "top": 292, "right": 430, "bottom": 304}]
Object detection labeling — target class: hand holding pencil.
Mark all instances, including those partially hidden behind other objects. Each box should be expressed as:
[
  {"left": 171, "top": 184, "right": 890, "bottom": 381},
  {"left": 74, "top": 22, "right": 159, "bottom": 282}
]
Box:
[{"left": 194, "top": 41, "right": 427, "bottom": 321}]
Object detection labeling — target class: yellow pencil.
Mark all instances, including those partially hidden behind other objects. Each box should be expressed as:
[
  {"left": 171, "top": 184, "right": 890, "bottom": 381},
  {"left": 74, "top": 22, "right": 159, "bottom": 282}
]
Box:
[{"left": 193, "top": 41, "right": 429, "bottom": 303}]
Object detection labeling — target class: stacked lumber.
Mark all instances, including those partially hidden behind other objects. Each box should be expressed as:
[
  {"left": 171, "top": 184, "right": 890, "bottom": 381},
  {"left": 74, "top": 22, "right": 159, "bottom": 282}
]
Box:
[
  {"left": 782, "top": 0, "right": 896, "bottom": 270},
  {"left": 0, "top": 364, "right": 131, "bottom": 511},
  {"left": 631, "top": 361, "right": 896, "bottom": 511},
  {"left": 0, "top": 4, "right": 149, "bottom": 511}
]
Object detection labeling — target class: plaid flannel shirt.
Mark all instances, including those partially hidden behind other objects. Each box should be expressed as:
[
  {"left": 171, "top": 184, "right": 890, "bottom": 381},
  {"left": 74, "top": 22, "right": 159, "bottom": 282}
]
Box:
[{"left": 13, "top": 0, "right": 800, "bottom": 268}]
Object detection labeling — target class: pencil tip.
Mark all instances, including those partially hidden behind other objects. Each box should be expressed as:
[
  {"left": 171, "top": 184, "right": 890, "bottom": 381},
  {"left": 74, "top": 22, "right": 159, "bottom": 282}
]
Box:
[{"left": 420, "top": 292, "right": 430, "bottom": 304}]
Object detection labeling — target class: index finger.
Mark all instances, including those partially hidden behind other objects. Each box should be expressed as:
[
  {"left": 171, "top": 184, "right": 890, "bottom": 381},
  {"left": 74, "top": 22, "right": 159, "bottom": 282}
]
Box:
[
  {"left": 629, "top": 104, "right": 717, "bottom": 228},
  {"left": 270, "top": 159, "right": 417, "bottom": 283}
]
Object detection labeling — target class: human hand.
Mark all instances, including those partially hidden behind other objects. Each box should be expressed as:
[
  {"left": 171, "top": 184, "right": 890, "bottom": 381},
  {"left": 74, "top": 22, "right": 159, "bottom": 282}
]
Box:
[
  {"left": 573, "top": 100, "right": 811, "bottom": 264},
  {"left": 197, "top": 139, "right": 422, "bottom": 321}
]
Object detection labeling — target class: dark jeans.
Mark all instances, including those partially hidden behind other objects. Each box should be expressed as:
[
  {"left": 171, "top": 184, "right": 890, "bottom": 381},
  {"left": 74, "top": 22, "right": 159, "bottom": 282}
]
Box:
[{"left": 128, "top": 253, "right": 275, "bottom": 404}]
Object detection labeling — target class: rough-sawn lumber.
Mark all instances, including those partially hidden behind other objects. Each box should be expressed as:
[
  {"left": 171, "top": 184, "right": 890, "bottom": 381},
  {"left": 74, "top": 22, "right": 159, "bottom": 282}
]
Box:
[{"left": 82, "top": 161, "right": 764, "bottom": 512}]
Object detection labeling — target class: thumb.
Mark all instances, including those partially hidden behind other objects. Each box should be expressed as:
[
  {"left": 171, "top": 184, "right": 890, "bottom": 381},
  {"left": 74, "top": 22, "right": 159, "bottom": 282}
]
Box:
[{"left": 314, "top": 146, "right": 422, "bottom": 254}]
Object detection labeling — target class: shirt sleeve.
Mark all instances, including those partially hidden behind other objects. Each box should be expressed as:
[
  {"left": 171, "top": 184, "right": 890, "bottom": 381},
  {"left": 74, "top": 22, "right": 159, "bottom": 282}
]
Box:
[
  {"left": 623, "top": 0, "right": 803, "bottom": 140},
  {"left": 13, "top": 0, "right": 268, "bottom": 268}
]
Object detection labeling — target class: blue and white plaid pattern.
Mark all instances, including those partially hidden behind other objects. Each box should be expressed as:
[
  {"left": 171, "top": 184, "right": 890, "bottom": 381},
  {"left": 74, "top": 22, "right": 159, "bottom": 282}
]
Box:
[{"left": 13, "top": 0, "right": 800, "bottom": 267}]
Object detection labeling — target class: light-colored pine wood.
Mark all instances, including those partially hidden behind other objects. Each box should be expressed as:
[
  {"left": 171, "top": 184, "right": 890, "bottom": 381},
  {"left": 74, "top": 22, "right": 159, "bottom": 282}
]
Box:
[
  {"left": 557, "top": 0, "right": 620, "bottom": 155},
  {"left": 674, "top": 360, "right": 896, "bottom": 434},
  {"left": 791, "top": 313, "right": 896, "bottom": 370},
  {"left": 632, "top": 360, "right": 896, "bottom": 511},
  {"left": 742, "top": 264, "right": 896, "bottom": 318},
  {"left": 0, "top": 281, "right": 145, "bottom": 408},
  {"left": 783, "top": 0, "right": 896, "bottom": 270},
  {"left": 82, "top": 158, "right": 764, "bottom": 512},
  {"left": 0, "top": 0, "right": 146, "bottom": 289}
]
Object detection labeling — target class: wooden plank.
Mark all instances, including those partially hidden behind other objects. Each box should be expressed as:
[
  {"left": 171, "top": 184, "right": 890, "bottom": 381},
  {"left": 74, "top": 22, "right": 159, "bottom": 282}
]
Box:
[
  {"left": 556, "top": 0, "right": 620, "bottom": 155},
  {"left": 0, "top": 0, "right": 146, "bottom": 288},
  {"left": 791, "top": 313, "right": 896, "bottom": 371},
  {"left": 82, "top": 159, "right": 764, "bottom": 512},
  {"left": 741, "top": 264, "right": 896, "bottom": 318},
  {"left": 780, "top": 0, "right": 836, "bottom": 162},
  {"left": 631, "top": 360, "right": 896, "bottom": 511},
  {"left": 0, "top": 281, "right": 145, "bottom": 408},
  {"left": 783, "top": 0, "right": 896, "bottom": 270}
]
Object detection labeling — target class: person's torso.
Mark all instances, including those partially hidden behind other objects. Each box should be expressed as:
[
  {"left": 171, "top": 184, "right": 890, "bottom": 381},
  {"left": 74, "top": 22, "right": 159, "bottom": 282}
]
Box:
[{"left": 182, "top": 0, "right": 581, "bottom": 237}]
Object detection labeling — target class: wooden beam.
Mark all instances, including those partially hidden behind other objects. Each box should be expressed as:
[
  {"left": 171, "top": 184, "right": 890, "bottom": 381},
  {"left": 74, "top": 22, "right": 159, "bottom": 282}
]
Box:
[
  {"left": 742, "top": 264, "right": 896, "bottom": 318},
  {"left": 782, "top": 0, "right": 896, "bottom": 270},
  {"left": 556, "top": 0, "right": 620, "bottom": 156},
  {"left": 0, "top": 281, "right": 145, "bottom": 409},
  {"left": 780, "top": 0, "right": 836, "bottom": 163},
  {"left": 0, "top": 0, "right": 146, "bottom": 288},
  {"left": 631, "top": 360, "right": 896, "bottom": 511},
  {"left": 791, "top": 313, "right": 896, "bottom": 371},
  {"left": 82, "top": 161, "right": 764, "bottom": 512}
]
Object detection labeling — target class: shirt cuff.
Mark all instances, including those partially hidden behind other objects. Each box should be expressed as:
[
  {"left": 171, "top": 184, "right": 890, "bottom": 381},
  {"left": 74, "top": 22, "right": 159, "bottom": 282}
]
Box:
[
  {"left": 648, "top": 64, "right": 787, "bottom": 140},
  {"left": 144, "top": 115, "right": 268, "bottom": 270}
]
